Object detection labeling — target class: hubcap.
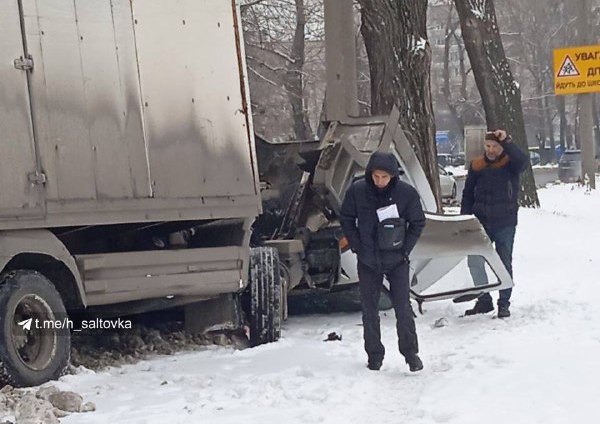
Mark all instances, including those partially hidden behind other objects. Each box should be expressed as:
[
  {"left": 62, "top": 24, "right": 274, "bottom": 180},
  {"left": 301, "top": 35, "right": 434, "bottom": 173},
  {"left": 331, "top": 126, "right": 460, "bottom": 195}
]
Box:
[{"left": 11, "top": 294, "right": 57, "bottom": 371}]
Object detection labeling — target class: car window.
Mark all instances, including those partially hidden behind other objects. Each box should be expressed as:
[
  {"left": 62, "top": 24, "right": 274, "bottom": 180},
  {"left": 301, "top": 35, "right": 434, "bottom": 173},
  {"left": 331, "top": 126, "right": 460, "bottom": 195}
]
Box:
[{"left": 561, "top": 151, "right": 582, "bottom": 162}]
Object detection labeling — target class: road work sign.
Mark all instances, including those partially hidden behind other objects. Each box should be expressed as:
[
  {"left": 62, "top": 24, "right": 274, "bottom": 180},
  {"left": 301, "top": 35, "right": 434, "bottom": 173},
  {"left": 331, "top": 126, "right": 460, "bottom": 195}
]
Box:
[{"left": 554, "top": 45, "right": 600, "bottom": 95}]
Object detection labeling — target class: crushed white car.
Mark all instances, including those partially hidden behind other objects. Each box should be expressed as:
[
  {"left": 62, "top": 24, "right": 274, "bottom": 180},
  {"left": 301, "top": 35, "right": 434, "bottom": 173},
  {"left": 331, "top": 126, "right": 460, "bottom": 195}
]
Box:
[{"left": 256, "top": 107, "right": 513, "bottom": 309}]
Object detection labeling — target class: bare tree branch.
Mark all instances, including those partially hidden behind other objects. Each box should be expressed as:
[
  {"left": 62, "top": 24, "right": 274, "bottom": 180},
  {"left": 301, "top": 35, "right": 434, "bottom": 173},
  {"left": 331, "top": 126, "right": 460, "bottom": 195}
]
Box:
[
  {"left": 248, "top": 65, "right": 281, "bottom": 88},
  {"left": 241, "top": 0, "right": 268, "bottom": 10}
]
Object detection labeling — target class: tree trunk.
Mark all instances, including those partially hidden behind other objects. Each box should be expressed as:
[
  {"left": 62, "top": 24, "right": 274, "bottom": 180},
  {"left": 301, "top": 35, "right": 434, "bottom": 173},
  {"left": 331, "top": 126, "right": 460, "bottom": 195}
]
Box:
[
  {"left": 442, "top": 4, "right": 465, "bottom": 139},
  {"left": 284, "top": 0, "right": 313, "bottom": 141},
  {"left": 358, "top": 0, "right": 441, "bottom": 209},
  {"left": 454, "top": 0, "right": 539, "bottom": 207}
]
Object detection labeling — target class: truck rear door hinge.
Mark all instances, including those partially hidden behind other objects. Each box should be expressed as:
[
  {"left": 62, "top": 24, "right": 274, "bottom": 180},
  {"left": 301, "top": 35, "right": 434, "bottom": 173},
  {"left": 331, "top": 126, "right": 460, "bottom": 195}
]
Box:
[
  {"left": 14, "top": 56, "right": 34, "bottom": 71},
  {"left": 28, "top": 171, "right": 47, "bottom": 185}
]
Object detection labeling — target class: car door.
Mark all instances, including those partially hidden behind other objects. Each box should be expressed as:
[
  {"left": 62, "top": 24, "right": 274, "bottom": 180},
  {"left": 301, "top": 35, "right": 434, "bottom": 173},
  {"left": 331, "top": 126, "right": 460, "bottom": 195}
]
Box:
[
  {"left": 438, "top": 165, "right": 451, "bottom": 198},
  {"left": 315, "top": 107, "right": 513, "bottom": 303}
]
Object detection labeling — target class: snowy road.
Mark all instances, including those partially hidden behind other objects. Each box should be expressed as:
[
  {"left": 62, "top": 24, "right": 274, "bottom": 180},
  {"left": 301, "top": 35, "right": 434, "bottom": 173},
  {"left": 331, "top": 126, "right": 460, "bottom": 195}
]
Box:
[{"left": 51, "top": 184, "right": 600, "bottom": 423}]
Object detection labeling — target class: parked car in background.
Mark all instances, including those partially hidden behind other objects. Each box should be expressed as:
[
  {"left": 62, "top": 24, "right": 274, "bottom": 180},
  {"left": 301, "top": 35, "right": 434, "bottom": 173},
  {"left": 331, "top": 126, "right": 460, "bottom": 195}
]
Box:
[
  {"left": 530, "top": 151, "right": 541, "bottom": 166},
  {"left": 437, "top": 153, "right": 453, "bottom": 168},
  {"left": 438, "top": 165, "right": 457, "bottom": 199},
  {"left": 558, "top": 150, "right": 582, "bottom": 182},
  {"left": 451, "top": 153, "right": 465, "bottom": 166}
]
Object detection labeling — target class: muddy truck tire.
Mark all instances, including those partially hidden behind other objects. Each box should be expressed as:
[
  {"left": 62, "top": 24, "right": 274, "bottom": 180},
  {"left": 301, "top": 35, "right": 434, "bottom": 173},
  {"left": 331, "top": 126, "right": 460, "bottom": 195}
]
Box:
[
  {"left": 247, "top": 247, "right": 282, "bottom": 346},
  {"left": 0, "top": 270, "right": 71, "bottom": 387}
]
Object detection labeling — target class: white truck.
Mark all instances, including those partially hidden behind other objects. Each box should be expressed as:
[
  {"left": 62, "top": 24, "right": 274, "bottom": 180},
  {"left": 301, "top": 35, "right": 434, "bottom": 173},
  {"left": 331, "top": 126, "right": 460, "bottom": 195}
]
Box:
[{"left": 0, "top": 0, "right": 282, "bottom": 387}]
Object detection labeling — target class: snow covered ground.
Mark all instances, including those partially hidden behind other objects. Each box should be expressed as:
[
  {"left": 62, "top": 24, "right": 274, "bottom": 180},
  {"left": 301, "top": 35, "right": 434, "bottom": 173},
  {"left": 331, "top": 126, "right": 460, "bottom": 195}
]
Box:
[{"left": 36, "top": 184, "right": 600, "bottom": 423}]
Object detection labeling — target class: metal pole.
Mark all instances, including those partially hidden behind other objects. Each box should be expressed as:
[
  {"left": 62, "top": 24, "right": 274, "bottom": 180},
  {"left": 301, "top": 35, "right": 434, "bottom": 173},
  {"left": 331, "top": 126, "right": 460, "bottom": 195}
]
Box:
[
  {"left": 324, "top": 0, "right": 359, "bottom": 121},
  {"left": 578, "top": 0, "right": 596, "bottom": 188},
  {"left": 579, "top": 94, "right": 595, "bottom": 188}
]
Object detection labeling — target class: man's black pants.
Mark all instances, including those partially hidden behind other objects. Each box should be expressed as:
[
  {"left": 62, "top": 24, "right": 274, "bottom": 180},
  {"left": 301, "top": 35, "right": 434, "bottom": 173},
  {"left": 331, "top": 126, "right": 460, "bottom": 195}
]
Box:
[{"left": 357, "top": 260, "right": 418, "bottom": 363}]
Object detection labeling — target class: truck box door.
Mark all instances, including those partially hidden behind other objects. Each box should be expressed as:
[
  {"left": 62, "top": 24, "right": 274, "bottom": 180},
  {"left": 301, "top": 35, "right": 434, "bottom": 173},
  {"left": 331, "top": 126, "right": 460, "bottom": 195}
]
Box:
[
  {"left": 131, "top": 0, "right": 257, "bottom": 200},
  {"left": 338, "top": 214, "right": 514, "bottom": 304},
  {"left": 19, "top": 0, "right": 152, "bottom": 203},
  {"left": 0, "top": 2, "right": 44, "bottom": 218},
  {"left": 408, "top": 213, "right": 514, "bottom": 303}
]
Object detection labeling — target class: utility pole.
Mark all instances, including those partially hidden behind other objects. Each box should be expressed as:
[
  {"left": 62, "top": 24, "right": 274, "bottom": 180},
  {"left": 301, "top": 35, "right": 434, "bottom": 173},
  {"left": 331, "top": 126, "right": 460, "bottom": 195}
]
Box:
[
  {"left": 323, "top": 0, "right": 358, "bottom": 121},
  {"left": 578, "top": 0, "right": 596, "bottom": 189}
]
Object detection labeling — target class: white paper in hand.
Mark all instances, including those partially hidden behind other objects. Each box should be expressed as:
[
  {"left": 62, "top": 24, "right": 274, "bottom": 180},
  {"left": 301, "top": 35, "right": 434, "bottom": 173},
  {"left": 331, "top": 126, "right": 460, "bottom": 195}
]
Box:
[{"left": 376, "top": 204, "right": 399, "bottom": 222}]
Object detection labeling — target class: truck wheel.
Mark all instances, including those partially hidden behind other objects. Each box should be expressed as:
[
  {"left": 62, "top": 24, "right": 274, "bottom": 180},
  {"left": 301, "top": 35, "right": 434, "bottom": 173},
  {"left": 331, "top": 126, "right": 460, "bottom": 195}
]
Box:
[
  {"left": 0, "top": 270, "right": 71, "bottom": 387},
  {"left": 248, "top": 247, "right": 282, "bottom": 346}
]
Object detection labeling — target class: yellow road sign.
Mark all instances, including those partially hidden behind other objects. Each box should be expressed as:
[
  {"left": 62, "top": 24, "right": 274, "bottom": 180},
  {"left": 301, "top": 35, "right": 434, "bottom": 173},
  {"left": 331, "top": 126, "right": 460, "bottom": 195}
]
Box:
[{"left": 554, "top": 45, "right": 600, "bottom": 95}]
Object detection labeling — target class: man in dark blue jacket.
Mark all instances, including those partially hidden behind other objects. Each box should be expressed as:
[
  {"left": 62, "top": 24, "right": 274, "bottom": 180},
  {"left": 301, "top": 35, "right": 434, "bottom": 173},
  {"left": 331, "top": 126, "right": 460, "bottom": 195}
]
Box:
[
  {"left": 461, "top": 129, "right": 529, "bottom": 318},
  {"left": 340, "top": 151, "right": 426, "bottom": 371}
]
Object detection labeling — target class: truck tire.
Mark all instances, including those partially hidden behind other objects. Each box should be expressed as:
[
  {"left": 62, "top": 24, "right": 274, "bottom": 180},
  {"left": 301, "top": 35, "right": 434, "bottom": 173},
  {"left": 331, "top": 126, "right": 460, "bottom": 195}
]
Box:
[
  {"left": 248, "top": 247, "right": 282, "bottom": 346},
  {"left": 0, "top": 270, "right": 71, "bottom": 387}
]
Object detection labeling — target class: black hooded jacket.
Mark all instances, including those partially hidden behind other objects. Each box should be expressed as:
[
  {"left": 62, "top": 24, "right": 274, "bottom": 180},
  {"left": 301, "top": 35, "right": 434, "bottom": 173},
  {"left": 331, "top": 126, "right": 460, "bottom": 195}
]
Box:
[{"left": 340, "top": 152, "right": 426, "bottom": 271}]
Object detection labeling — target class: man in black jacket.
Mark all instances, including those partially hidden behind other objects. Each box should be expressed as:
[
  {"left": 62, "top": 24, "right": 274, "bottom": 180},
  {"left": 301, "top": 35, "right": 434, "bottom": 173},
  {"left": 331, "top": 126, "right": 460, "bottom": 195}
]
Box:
[
  {"left": 340, "top": 151, "right": 426, "bottom": 371},
  {"left": 461, "top": 129, "right": 529, "bottom": 318}
]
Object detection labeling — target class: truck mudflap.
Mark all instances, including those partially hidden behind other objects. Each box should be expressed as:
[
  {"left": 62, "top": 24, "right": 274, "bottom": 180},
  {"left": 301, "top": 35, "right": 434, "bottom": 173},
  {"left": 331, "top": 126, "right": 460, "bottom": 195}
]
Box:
[{"left": 338, "top": 213, "right": 513, "bottom": 303}]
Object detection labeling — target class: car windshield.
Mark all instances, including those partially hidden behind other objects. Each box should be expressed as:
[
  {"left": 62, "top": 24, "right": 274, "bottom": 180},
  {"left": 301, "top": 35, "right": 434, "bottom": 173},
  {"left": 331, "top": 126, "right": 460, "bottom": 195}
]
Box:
[
  {"left": 561, "top": 151, "right": 581, "bottom": 161},
  {"left": 437, "top": 155, "right": 450, "bottom": 166}
]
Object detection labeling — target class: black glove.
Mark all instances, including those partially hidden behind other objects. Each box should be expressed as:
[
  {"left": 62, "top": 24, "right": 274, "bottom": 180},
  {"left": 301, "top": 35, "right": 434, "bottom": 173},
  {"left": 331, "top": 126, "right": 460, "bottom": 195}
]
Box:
[{"left": 401, "top": 251, "right": 410, "bottom": 263}]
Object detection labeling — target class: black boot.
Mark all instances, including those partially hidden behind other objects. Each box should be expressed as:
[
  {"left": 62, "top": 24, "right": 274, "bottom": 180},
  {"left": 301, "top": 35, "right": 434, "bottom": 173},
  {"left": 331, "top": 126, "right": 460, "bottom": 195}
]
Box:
[
  {"left": 464, "top": 298, "right": 494, "bottom": 316},
  {"left": 405, "top": 354, "right": 423, "bottom": 372},
  {"left": 367, "top": 357, "right": 383, "bottom": 371},
  {"left": 497, "top": 304, "right": 511, "bottom": 318}
]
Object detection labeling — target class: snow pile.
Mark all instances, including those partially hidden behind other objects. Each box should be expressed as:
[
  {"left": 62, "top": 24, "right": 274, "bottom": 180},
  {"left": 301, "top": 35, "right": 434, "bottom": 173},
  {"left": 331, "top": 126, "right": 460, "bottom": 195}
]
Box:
[
  {"left": 0, "top": 384, "right": 95, "bottom": 424},
  {"left": 0, "top": 323, "right": 249, "bottom": 423},
  {"left": 69, "top": 322, "right": 249, "bottom": 372},
  {"left": 532, "top": 163, "right": 558, "bottom": 169}
]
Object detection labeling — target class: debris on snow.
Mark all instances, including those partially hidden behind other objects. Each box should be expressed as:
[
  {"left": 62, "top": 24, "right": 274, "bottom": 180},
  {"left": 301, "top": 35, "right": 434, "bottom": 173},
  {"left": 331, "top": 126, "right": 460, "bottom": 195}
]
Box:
[
  {"left": 433, "top": 317, "right": 449, "bottom": 328},
  {"left": 69, "top": 322, "right": 249, "bottom": 372},
  {"left": 0, "top": 384, "right": 94, "bottom": 424},
  {"left": 323, "top": 332, "right": 343, "bottom": 341}
]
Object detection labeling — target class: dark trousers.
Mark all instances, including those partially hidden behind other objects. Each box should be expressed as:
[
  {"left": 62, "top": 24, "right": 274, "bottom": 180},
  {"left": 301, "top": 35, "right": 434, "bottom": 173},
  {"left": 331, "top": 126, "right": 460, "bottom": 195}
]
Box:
[
  {"left": 357, "top": 261, "right": 418, "bottom": 362},
  {"left": 478, "top": 225, "right": 516, "bottom": 307}
]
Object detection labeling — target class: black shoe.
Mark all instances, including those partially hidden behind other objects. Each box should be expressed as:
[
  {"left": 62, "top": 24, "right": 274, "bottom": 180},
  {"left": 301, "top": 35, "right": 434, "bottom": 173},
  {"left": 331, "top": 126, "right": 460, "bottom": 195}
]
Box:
[
  {"left": 497, "top": 304, "right": 511, "bottom": 318},
  {"left": 406, "top": 354, "right": 423, "bottom": 372},
  {"left": 464, "top": 299, "right": 494, "bottom": 316},
  {"left": 367, "top": 358, "right": 383, "bottom": 371}
]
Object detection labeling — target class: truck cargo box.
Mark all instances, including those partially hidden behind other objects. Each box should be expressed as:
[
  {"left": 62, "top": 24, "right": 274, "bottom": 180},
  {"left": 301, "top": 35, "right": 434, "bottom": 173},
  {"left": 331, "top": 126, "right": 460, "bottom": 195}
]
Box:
[
  {"left": 0, "top": 0, "right": 260, "bottom": 228},
  {"left": 0, "top": 1, "right": 282, "bottom": 388}
]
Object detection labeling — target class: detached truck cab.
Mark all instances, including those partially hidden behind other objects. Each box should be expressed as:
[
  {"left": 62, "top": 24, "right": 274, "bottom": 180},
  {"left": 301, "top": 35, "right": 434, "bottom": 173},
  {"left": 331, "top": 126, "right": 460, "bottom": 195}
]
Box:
[{"left": 0, "top": 0, "right": 278, "bottom": 387}]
